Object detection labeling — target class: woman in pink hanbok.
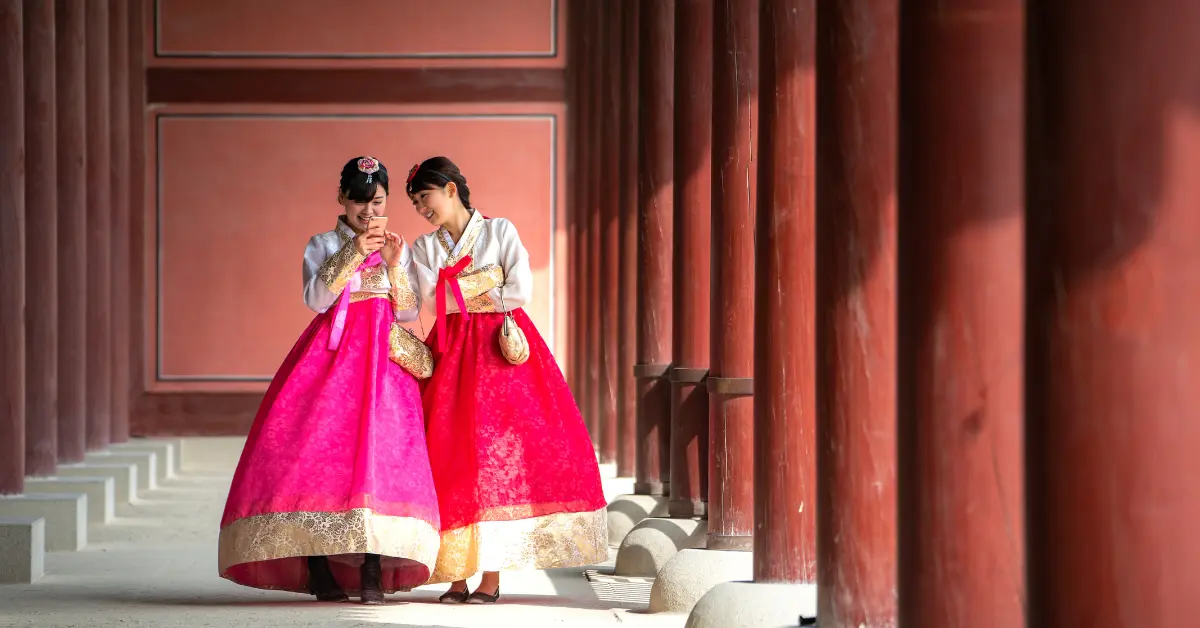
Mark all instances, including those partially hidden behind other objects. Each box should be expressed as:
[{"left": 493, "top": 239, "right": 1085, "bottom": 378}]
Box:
[{"left": 218, "top": 157, "right": 440, "bottom": 605}]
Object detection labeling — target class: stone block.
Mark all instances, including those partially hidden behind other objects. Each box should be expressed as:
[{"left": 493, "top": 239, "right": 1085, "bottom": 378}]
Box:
[
  {"left": 0, "top": 517, "right": 45, "bottom": 584},
  {"left": 649, "top": 548, "right": 754, "bottom": 613},
  {"left": 606, "top": 494, "right": 669, "bottom": 547},
  {"left": 684, "top": 581, "right": 817, "bottom": 628},
  {"left": 86, "top": 451, "right": 157, "bottom": 491},
  {"left": 24, "top": 476, "right": 115, "bottom": 523},
  {"left": 54, "top": 463, "right": 138, "bottom": 504},
  {"left": 110, "top": 439, "right": 176, "bottom": 482},
  {"left": 0, "top": 493, "right": 87, "bottom": 551},
  {"left": 614, "top": 517, "right": 707, "bottom": 577}
]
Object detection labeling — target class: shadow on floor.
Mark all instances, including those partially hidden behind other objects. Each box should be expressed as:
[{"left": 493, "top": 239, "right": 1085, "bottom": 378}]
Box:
[{"left": 61, "top": 589, "right": 636, "bottom": 613}]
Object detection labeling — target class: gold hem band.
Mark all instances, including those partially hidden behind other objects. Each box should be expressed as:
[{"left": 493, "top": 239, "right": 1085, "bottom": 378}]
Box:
[
  {"left": 427, "top": 507, "right": 609, "bottom": 584},
  {"left": 218, "top": 507, "right": 440, "bottom": 575}
]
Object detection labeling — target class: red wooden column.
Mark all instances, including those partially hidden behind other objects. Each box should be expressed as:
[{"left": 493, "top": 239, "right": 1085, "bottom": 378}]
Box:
[
  {"left": 598, "top": 0, "right": 620, "bottom": 465},
  {"left": 633, "top": 0, "right": 674, "bottom": 497},
  {"left": 55, "top": 0, "right": 86, "bottom": 463},
  {"left": 24, "top": 0, "right": 58, "bottom": 476},
  {"left": 815, "top": 0, "right": 899, "bottom": 622},
  {"left": 706, "top": 0, "right": 757, "bottom": 551},
  {"left": 753, "top": 0, "right": 816, "bottom": 583},
  {"left": 108, "top": 0, "right": 130, "bottom": 443},
  {"left": 585, "top": 0, "right": 603, "bottom": 444},
  {"left": 897, "top": 1, "right": 1025, "bottom": 625},
  {"left": 566, "top": 0, "right": 582, "bottom": 403},
  {"left": 571, "top": 0, "right": 595, "bottom": 437},
  {"left": 0, "top": 0, "right": 26, "bottom": 495},
  {"left": 1026, "top": 3, "right": 1200, "bottom": 626},
  {"left": 84, "top": 0, "right": 112, "bottom": 451},
  {"left": 127, "top": 0, "right": 147, "bottom": 412},
  {"left": 668, "top": 0, "right": 712, "bottom": 519},
  {"left": 615, "top": 0, "right": 639, "bottom": 478}
]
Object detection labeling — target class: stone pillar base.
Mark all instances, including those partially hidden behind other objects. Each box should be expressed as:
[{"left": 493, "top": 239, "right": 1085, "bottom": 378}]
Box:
[
  {"left": 0, "top": 518, "right": 44, "bottom": 584},
  {"left": 55, "top": 463, "right": 138, "bottom": 505},
  {"left": 23, "top": 477, "right": 115, "bottom": 523},
  {"left": 613, "top": 517, "right": 707, "bottom": 577},
  {"left": 0, "top": 494, "right": 87, "bottom": 552},
  {"left": 86, "top": 451, "right": 157, "bottom": 491},
  {"left": 606, "top": 494, "right": 669, "bottom": 547},
  {"left": 110, "top": 440, "right": 177, "bottom": 482},
  {"left": 158, "top": 438, "right": 186, "bottom": 475},
  {"left": 684, "top": 581, "right": 816, "bottom": 628},
  {"left": 649, "top": 548, "right": 753, "bottom": 613}
]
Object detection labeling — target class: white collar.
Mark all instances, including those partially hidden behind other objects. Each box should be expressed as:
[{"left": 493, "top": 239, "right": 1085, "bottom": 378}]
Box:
[
  {"left": 335, "top": 216, "right": 357, "bottom": 242},
  {"left": 439, "top": 210, "right": 485, "bottom": 257}
]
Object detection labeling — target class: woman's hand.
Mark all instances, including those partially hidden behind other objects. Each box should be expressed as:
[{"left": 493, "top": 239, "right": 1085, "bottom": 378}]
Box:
[
  {"left": 354, "top": 230, "right": 386, "bottom": 256},
  {"left": 381, "top": 232, "right": 405, "bottom": 267}
]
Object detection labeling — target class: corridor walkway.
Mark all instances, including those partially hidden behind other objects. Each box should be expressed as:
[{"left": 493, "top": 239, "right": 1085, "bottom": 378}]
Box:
[{"left": 0, "top": 439, "right": 686, "bottom": 628}]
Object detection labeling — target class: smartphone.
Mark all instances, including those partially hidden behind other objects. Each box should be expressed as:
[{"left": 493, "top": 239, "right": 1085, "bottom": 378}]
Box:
[{"left": 367, "top": 215, "right": 389, "bottom": 233}]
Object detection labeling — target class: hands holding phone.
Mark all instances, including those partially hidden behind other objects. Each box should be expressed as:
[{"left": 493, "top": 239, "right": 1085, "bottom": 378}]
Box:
[
  {"left": 355, "top": 216, "right": 405, "bottom": 267},
  {"left": 355, "top": 216, "right": 388, "bottom": 255}
]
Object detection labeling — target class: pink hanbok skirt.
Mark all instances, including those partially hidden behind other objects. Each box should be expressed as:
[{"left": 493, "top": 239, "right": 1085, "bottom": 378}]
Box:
[{"left": 218, "top": 295, "right": 440, "bottom": 594}]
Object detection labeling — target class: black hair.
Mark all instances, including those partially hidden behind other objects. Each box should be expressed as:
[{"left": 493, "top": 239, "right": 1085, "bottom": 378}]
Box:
[
  {"left": 339, "top": 156, "right": 390, "bottom": 203},
  {"left": 405, "top": 156, "right": 473, "bottom": 208}
]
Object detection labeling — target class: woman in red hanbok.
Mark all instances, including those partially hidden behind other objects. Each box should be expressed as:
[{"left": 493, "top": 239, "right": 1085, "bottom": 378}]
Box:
[
  {"left": 406, "top": 157, "right": 608, "bottom": 604},
  {"left": 218, "top": 157, "right": 440, "bottom": 604}
]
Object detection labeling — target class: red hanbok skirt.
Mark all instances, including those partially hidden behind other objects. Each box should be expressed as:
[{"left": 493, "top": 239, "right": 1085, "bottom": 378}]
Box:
[{"left": 420, "top": 308, "right": 608, "bottom": 583}]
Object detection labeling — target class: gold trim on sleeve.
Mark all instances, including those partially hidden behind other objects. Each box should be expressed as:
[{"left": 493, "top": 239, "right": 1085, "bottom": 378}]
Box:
[
  {"left": 454, "top": 264, "right": 504, "bottom": 301},
  {"left": 387, "top": 265, "right": 418, "bottom": 312},
  {"left": 317, "top": 240, "right": 366, "bottom": 294}
]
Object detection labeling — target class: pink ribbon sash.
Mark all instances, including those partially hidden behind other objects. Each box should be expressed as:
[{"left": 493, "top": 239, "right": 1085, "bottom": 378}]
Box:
[{"left": 327, "top": 251, "right": 382, "bottom": 351}]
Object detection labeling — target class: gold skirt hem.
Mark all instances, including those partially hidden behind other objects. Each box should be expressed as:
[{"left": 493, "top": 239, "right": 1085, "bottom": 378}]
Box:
[
  {"left": 217, "top": 507, "right": 441, "bottom": 576},
  {"left": 427, "top": 507, "right": 609, "bottom": 584}
]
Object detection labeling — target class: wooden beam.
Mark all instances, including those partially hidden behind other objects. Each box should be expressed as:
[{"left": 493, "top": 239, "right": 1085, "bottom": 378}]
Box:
[{"left": 147, "top": 67, "right": 565, "bottom": 104}]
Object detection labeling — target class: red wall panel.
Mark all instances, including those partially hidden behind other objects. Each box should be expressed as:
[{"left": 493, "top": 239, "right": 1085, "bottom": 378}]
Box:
[{"left": 152, "top": 112, "right": 559, "bottom": 386}]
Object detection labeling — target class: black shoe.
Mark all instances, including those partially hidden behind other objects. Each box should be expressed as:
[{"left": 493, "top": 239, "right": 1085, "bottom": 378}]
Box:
[
  {"left": 306, "top": 556, "right": 349, "bottom": 603},
  {"left": 466, "top": 586, "right": 500, "bottom": 604},
  {"left": 359, "top": 554, "right": 384, "bottom": 605},
  {"left": 438, "top": 585, "right": 471, "bottom": 604}
]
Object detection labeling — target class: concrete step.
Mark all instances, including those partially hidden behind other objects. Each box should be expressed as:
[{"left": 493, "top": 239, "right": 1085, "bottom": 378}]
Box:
[
  {"left": 0, "top": 517, "right": 45, "bottom": 584},
  {"left": 109, "top": 440, "right": 178, "bottom": 482},
  {"left": 23, "top": 476, "right": 115, "bottom": 523},
  {"left": 85, "top": 451, "right": 157, "bottom": 492},
  {"left": 55, "top": 463, "right": 138, "bottom": 504},
  {"left": 0, "top": 494, "right": 86, "bottom": 551}
]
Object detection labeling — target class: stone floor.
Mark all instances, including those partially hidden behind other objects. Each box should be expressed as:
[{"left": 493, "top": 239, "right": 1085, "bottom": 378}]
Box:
[{"left": 0, "top": 438, "right": 687, "bottom": 628}]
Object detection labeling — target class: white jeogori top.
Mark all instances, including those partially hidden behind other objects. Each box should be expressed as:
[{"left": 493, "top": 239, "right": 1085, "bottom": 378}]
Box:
[
  {"left": 410, "top": 210, "right": 533, "bottom": 315},
  {"left": 300, "top": 216, "right": 420, "bottom": 322}
]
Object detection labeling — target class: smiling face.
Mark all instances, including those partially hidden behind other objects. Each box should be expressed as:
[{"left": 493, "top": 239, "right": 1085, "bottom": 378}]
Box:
[
  {"left": 409, "top": 182, "right": 456, "bottom": 228},
  {"left": 339, "top": 185, "right": 388, "bottom": 233}
]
